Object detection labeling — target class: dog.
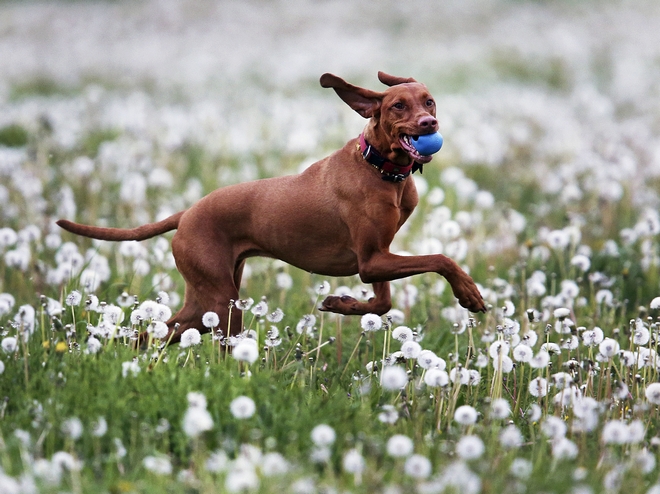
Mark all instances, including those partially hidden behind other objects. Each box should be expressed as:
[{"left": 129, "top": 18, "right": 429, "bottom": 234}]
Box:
[{"left": 57, "top": 71, "right": 487, "bottom": 344}]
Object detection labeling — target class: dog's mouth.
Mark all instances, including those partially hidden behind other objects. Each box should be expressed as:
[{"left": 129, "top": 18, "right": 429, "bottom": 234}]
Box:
[{"left": 399, "top": 134, "right": 434, "bottom": 164}]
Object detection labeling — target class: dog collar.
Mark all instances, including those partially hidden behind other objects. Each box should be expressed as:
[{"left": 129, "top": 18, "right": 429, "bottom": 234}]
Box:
[{"left": 358, "top": 134, "right": 423, "bottom": 182}]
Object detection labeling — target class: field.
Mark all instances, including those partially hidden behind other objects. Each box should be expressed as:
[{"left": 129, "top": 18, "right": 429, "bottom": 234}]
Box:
[{"left": 1, "top": 0, "right": 660, "bottom": 492}]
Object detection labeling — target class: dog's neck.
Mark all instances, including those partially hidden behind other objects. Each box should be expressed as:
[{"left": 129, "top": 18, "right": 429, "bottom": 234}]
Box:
[{"left": 358, "top": 127, "right": 422, "bottom": 182}]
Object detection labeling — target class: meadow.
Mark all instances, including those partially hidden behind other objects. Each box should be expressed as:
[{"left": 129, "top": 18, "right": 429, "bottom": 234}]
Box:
[{"left": 1, "top": 0, "right": 660, "bottom": 492}]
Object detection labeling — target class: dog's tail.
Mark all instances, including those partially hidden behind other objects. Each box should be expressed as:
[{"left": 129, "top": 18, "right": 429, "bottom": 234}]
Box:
[{"left": 56, "top": 211, "right": 185, "bottom": 242}]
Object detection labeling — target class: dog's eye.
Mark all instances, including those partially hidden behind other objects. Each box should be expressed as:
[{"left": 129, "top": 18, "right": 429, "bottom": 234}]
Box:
[
  {"left": 392, "top": 102, "right": 405, "bottom": 110},
  {"left": 426, "top": 99, "right": 435, "bottom": 107}
]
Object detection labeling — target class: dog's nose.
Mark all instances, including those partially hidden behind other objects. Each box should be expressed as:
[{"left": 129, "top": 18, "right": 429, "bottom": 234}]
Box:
[{"left": 418, "top": 116, "right": 438, "bottom": 131}]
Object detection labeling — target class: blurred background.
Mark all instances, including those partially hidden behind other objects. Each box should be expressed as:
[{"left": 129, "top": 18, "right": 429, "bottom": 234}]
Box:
[{"left": 1, "top": 0, "right": 659, "bottom": 305}]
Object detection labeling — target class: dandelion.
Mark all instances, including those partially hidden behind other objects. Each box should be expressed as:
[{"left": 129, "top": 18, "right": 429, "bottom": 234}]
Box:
[
  {"left": 230, "top": 396, "right": 256, "bottom": 419},
  {"left": 386, "top": 434, "right": 414, "bottom": 458},
  {"left": 542, "top": 416, "right": 567, "bottom": 439},
  {"left": 147, "top": 321, "right": 169, "bottom": 339},
  {"left": 251, "top": 300, "right": 268, "bottom": 318},
  {"left": 202, "top": 311, "right": 220, "bottom": 328},
  {"left": 450, "top": 366, "right": 471, "bottom": 384},
  {"left": 455, "top": 435, "right": 485, "bottom": 460},
  {"left": 342, "top": 449, "right": 365, "bottom": 474},
  {"left": 378, "top": 405, "right": 399, "bottom": 424},
  {"left": 553, "top": 307, "right": 571, "bottom": 319},
  {"left": 404, "top": 454, "right": 432, "bottom": 479},
  {"left": 143, "top": 455, "right": 172, "bottom": 475},
  {"left": 233, "top": 339, "right": 259, "bottom": 364},
  {"left": 490, "top": 398, "right": 511, "bottom": 419},
  {"left": 529, "top": 350, "right": 550, "bottom": 369},
  {"left": 381, "top": 365, "right": 408, "bottom": 390},
  {"left": 512, "top": 344, "right": 533, "bottom": 362},
  {"left": 276, "top": 273, "right": 293, "bottom": 290},
  {"left": 651, "top": 297, "right": 660, "bottom": 310},
  {"left": 261, "top": 452, "right": 289, "bottom": 476},
  {"left": 182, "top": 405, "right": 213, "bottom": 438},
  {"left": 180, "top": 328, "right": 201, "bottom": 348},
  {"left": 316, "top": 281, "right": 331, "bottom": 295},
  {"left": 582, "top": 327, "right": 604, "bottom": 346},
  {"left": 1, "top": 337, "right": 18, "bottom": 353},
  {"left": 401, "top": 340, "right": 422, "bottom": 359},
  {"left": 91, "top": 417, "right": 107, "bottom": 437},
  {"left": 601, "top": 420, "right": 629, "bottom": 445},
  {"left": 121, "top": 360, "right": 140, "bottom": 377},
  {"left": 234, "top": 298, "right": 254, "bottom": 311},
  {"left": 61, "top": 417, "right": 83, "bottom": 440},
  {"left": 65, "top": 290, "right": 82, "bottom": 306},
  {"left": 225, "top": 467, "right": 259, "bottom": 493},
  {"left": 0, "top": 361, "right": 4, "bottom": 375},
  {"left": 266, "top": 308, "right": 284, "bottom": 323},
  {"left": 598, "top": 338, "right": 620, "bottom": 359},
  {"left": 296, "top": 314, "right": 316, "bottom": 334},
  {"left": 360, "top": 313, "right": 382, "bottom": 331},
  {"left": 552, "top": 438, "right": 578, "bottom": 460},
  {"left": 417, "top": 349, "right": 442, "bottom": 369},
  {"left": 570, "top": 254, "right": 591, "bottom": 272},
  {"left": 205, "top": 450, "right": 229, "bottom": 473},
  {"left": 499, "top": 425, "right": 523, "bottom": 449},
  {"left": 310, "top": 424, "right": 336, "bottom": 447},
  {"left": 424, "top": 368, "right": 449, "bottom": 387},
  {"left": 392, "top": 326, "right": 414, "bottom": 342},
  {"left": 644, "top": 383, "right": 660, "bottom": 405},
  {"left": 552, "top": 372, "right": 573, "bottom": 390},
  {"left": 528, "top": 377, "right": 549, "bottom": 398},
  {"left": 454, "top": 405, "right": 478, "bottom": 426},
  {"left": 492, "top": 355, "right": 514, "bottom": 373}
]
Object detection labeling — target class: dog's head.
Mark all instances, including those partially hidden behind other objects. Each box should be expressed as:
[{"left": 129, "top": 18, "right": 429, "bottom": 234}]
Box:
[{"left": 320, "top": 71, "right": 438, "bottom": 165}]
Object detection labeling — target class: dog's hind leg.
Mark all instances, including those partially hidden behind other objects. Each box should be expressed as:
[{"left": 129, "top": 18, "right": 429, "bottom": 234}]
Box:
[{"left": 319, "top": 281, "right": 392, "bottom": 316}]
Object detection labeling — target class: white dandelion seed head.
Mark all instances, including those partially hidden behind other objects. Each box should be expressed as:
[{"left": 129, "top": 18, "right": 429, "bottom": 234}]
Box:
[
  {"left": 645, "top": 382, "right": 660, "bottom": 404},
  {"left": 553, "top": 307, "right": 571, "bottom": 319},
  {"left": 381, "top": 366, "right": 408, "bottom": 390},
  {"left": 233, "top": 339, "right": 259, "bottom": 365},
  {"left": 541, "top": 416, "right": 567, "bottom": 440},
  {"left": 601, "top": 420, "right": 629, "bottom": 445},
  {"left": 180, "top": 328, "right": 202, "bottom": 348},
  {"left": 490, "top": 398, "right": 511, "bottom": 420},
  {"left": 202, "top": 311, "right": 220, "bottom": 328},
  {"left": 182, "top": 406, "right": 213, "bottom": 438},
  {"left": 386, "top": 434, "right": 414, "bottom": 458},
  {"left": 424, "top": 368, "right": 449, "bottom": 387},
  {"left": 404, "top": 454, "right": 432, "bottom": 479},
  {"left": 454, "top": 405, "right": 478, "bottom": 426},
  {"left": 401, "top": 340, "right": 422, "bottom": 359},
  {"left": 528, "top": 377, "right": 549, "bottom": 398},
  {"left": 598, "top": 338, "right": 620, "bottom": 359},
  {"left": 510, "top": 458, "right": 532, "bottom": 479},
  {"left": 186, "top": 392, "right": 207, "bottom": 409},
  {"left": 266, "top": 308, "right": 284, "bottom": 323},
  {"left": 450, "top": 366, "right": 471, "bottom": 384},
  {"left": 499, "top": 425, "right": 523, "bottom": 449},
  {"left": 512, "top": 344, "right": 533, "bottom": 362},
  {"left": 392, "top": 326, "right": 413, "bottom": 342},
  {"left": 315, "top": 281, "right": 331, "bottom": 296},
  {"left": 143, "top": 455, "right": 172, "bottom": 475},
  {"left": 455, "top": 435, "right": 485, "bottom": 461},
  {"left": 65, "top": 290, "right": 82, "bottom": 307},
  {"left": 61, "top": 417, "right": 83, "bottom": 441},
  {"left": 492, "top": 355, "right": 514, "bottom": 373},
  {"left": 276, "top": 272, "right": 293, "bottom": 291},
  {"left": 417, "top": 349, "right": 441, "bottom": 369},
  {"left": 234, "top": 298, "right": 254, "bottom": 311},
  {"left": 342, "top": 449, "right": 365, "bottom": 474},
  {"left": 310, "top": 424, "right": 336, "bottom": 447},
  {"left": 551, "top": 437, "right": 578, "bottom": 461},
  {"left": 360, "top": 313, "right": 383, "bottom": 331},
  {"left": 650, "top": 297, "right": 660, "bottom": 310},
  {"left": 229, "top": 396, "right": 256, "bottom": 419},
  {"left": 489, "top": 340, "right": 510, "bottom": 359},
  {"left": 147, "top": 321, "right": 169, "bottom": 339},
  {"left": 251, "top": 300, "right": 268, "bottom": 317},
  {"left": 529, "top": 350, "right": 551, "bottom": 369}
]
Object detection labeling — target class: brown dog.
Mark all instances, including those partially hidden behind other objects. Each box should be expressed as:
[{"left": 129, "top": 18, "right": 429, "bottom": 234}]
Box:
[{"left": 57, "top": 72, "right": 487, "bottom": 344}]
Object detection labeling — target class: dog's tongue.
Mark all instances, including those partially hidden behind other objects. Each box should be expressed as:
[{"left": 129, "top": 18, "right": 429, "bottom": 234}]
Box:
[{"left": 411, "top": 132, "right": 443, "bottom": 156}]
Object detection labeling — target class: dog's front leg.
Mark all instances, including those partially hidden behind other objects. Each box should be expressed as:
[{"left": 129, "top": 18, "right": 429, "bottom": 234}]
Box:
[{"left": 357, "top": 251, "right": 487, "bottom": 313}]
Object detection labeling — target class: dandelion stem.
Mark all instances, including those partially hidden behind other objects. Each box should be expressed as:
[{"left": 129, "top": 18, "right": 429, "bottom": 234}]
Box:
[{"left": 340, "top": 332, "right": 364, "bottom": 381}]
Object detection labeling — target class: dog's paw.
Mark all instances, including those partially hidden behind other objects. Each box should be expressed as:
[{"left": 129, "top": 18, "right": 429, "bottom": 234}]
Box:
[
  {"left": 450, "top": 274, "right": 488, "bottom": 313},
  {"left": 319, "top": 295, "right": 360, "bottom": 315}
]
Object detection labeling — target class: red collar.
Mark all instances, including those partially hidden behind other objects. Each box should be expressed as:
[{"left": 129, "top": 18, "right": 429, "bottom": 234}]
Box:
[{"left": 358, "top": 134, "right": 421, "bottom": 182}]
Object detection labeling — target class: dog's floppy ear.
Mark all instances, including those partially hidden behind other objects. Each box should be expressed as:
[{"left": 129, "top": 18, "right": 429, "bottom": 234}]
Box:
[
  {"left": 378, "top": 71, "right": 417, "bottom": 86},
  {"left": 320, "top": 73, "right": 383, "bottom": 118}
]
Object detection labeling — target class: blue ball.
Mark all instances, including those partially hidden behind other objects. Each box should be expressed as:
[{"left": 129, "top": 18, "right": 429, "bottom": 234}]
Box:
[{"left": 412, "top": 132, "right": 443, "bottom": 155}]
